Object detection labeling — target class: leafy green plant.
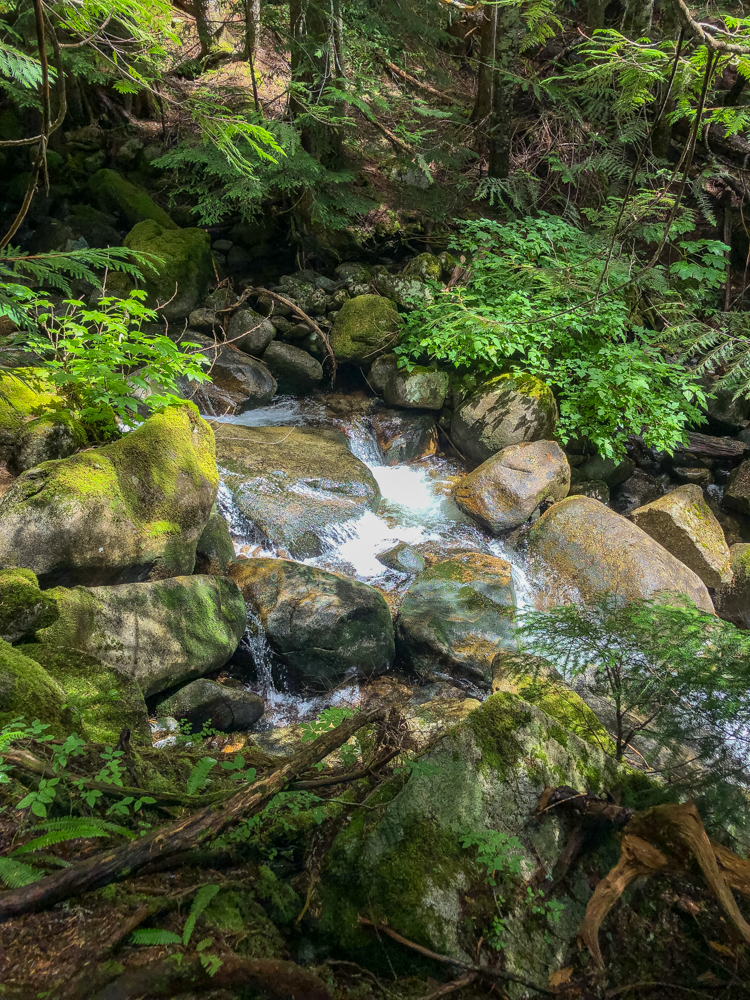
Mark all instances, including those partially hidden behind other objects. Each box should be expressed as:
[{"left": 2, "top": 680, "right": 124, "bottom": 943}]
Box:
[
  {"left": 459, "top": 829, "right": 525, "bottom": 887},
  {"left": 131, "top": 883, "right": 224, "bottom": 975},
  {"left": 187, "top": 756, "right": 218, "bottom": 795},
  {"left": 301, "top": 707, "right": 361, "bottom": 770},
  {"left": 220, "top": 753, "right": 257, "bottom": 784}
]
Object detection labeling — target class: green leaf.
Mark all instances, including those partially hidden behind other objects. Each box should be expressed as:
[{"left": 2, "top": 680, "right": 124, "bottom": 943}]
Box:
[
  {"left": 183, "top": 884, "right": 221, "bottom": 946},
  {"left": 130, "top": 928, "right": 183, "bottom": 946}
]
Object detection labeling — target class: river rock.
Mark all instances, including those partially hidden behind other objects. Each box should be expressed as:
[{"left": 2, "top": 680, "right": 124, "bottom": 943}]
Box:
[
  {"left": 215, "top": 425, "right": 380, "bottom": 558},
  {"left": 376, "top": 542, "right": 426, "bottom": 575},
  {"left": 0, "top": 568, "right": 58, "bottom": 644},
  {"left": 673, "top": 465, "right": 713, "bottom": 487},
  {"left": 372, "top": 271, "right": 433, "bottom": 310},
  {"left": 714, "top": 543, "right": 750, "bottom": 628},
  {"left": 88, "top": 168, "right": 177, "bottom": 230},
  {"left": 568, "top": 479, "right": 610, "bottom": 503},
  {"left": 0, "top": 638, "right": 69, "bottom": 733},
  {"left": 614, "top": 468, "right": 662, "bottom": 512},
  {"left": 396, "top": 553, "right": 517, "bottom": 685},
  {"left": 527, "top": 495, "right": 714, "bottom": 610},
  {"left": 402, "top": 252, "right": 442, "bottom": 282},
  {"left": 570, "top": 454, "right": 635, "bottom": 487},
  {"left": 0, "top": 403, "right": 218, "bottom": 588},
  {"left": 453, "top": 440, "right": 570, "bottom": 535},
  {"left": 450, "top": 374, "right": 558, "bottom": 464},
  {"left": 35, "top": 574, "right": 246, "bottom": 697},
  {"left": 11, "top": 410, "right": 87, "bottom": 473},
  {"left": 330, "top": 295, "right": 401, "bottom": 366},
  {"left": 629, "top": 484, "right": 731, "bottom": 588},
  {"left": 154, "top": 678, "right": 263, "bottom": 733},
  {"left": 184, "top": 332, "right": 277, "bottom": 410},
  {"left": 124, "top": 220, "right": 213, "bottom": 320},
  {"left": 261, "top": 341, "right": 324, "bottom": 394},
  {"left": 229, "top": 558, "right": 394, "bottom": 688},
  {"left": 369, "top": 353, "right": 448, "bottom": 410},
  {"left": 319, "top": 692, "right": 619, "bottom": 984},
  {"left": 227, "top": 307, "right": 275, "bottom": 356},
  {"left": 723, "top": 459, "right": 750, "bottom": 515},
  {"left": 370, "top": 409, "right": 438, "bottom": 465},
  {"left": 194, "top": 504, "right": 235, "bottom": 575}
]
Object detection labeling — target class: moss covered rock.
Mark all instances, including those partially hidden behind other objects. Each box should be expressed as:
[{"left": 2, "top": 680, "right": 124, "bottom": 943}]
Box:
[
  {"left": 319, "top": 692, "right": 620, "bottom": 984},
  {"left": 0, "top": 369, "right": 63, "bottom": 455},
  {"left": 453, "top": 440, "right": 570, "bottom": 535},
  {"left": 330, "top": 295, "right": 402, "bottom": 366},
  {"left": 154, "top": 678, "right": 263, "bottom": 733},
  {"left": 527, "top": 495, "right": 714, "bottom": 611},
  {"left": 451, "top": 373, "right": 558, "bottom": 464},
  {"left": 372, "top": 271, "right": 433, "bottom": 310},
  {"left": 402, "top": 252, "right": 442, "bottom": 282},
  {"left": 396, "top": 552, "right": 516, "bottom": 685},
  {"left": 0, "top": 637, "right": 69, "bottom": 732},
  {"left": 36, "top": 574, "right": 247, "bottom": 697},
  {"left": 88, "top": 168, "right": 177, "bottom": 230},
  {"left": 11, "top": 410, "right": 87, "bottom": 472},
  {"left": 124, "top": 219, "right": 212, "bottom": 320},
  {"left": 215, "top": 425, "right": 380, "bottom": 559},
  {"left": 0, "top": 567, "right": 58, "bottom": 644},
  {"left": 229, "top": 557, "right": 395, "bottom": 689},
  {"left": 369, "top": 353, "right": 448, "bottom": 410},
  {"left": 194, "top": 504, "right": 235, "bottom": 575},
  {"left": 0, "top": 403, "right": 218, "bottom": 587},
  {"left": 19, "top": 644, "right": 150, "bottom": 745}
]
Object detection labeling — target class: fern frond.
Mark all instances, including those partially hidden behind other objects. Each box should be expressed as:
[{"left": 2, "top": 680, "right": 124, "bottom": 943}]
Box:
[
  {"left": 186, "top": 757, "right": 217, "bottom": 795},
  {"left": 0, "top": 857, "right": 45, "bottom": 888},
  {"left": 131, "top": 928, "right": 183, "bottom": 946},
  {"left": 12, "top": 817, "right": 133, "bottom": 854}
]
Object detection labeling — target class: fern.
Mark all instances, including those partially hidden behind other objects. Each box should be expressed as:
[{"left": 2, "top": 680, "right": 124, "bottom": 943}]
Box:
[
  {"left": 0, "top": 857, "right": 45, "bottom": 888},
  {"left": 131, "top": 928, "right": 183, "bottom": 946},
  {"left": 12, "top": 817, "right": 133, "bottom": 855},
  {"left": 182, "top": 884, "right": 221, "bottom": 945},
  {"left": 186, "top": 757, "right": 218, "bottom": 795},
  {"left": 0, "top": 41, "right": 45, "bottom": 91}
]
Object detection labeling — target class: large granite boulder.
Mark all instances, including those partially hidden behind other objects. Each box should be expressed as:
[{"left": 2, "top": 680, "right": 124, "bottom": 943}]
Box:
[
  {"left": 453, "top": 440, "right": 570, "bottom": 534},
  {"left": 88, "top": 169, "right": 177, "bottom": 230},
  {"left": 0, "top": 403, "right": 218, "bottom": 588},
  {"left": 194, "top": 504, "right": 235, "bottom": 575},
  {"left": 154, "top": 678, "right": 263, "bottom": 733},
  {"left": 450, "top": 374, "right": 558, "bottom": 464},
  {"left": 527, "top": 496, "right": 714, "bottom": 611},
  {"left": 369, "top": 354, "right": 448, "bottom": 410},
  {"left": 714, "top": 543, "right": 750, "bottom": 628},
  {"left": 229, "top": 558, "right": 394, "bottom": 689},
  {"left": 35, "top": 574, "right": 246, "bottom": 697},
  {"left": 226, "top": 307, "right": 275, "bottom": 356},
  {"left": 261, "top": 342, "right": 324, "bottom": 394},
  {"left": 124, "top": 220, "right": 213, "bottom": 320},
  {"left": 11, "top": 410, "right": 87, "bottom": 473},
  {"left": 396, "top": 553, "right": 516, "bottom": 685},
  {"left": 181, "top": 333, "right": 277, "bottom": 411},
  {"left": 630, "top": 484, "right": 731, "bottom": 589},
  {"left": 0, "top": 568, "right": 58, "bottom": 644},
  {"left": 215, "top": 425, "right": 380, "bottom": 558},
  {"left": 370, "top": 409, "right": 438, "bottom": 466},
  {"left": 330, "top": 295, "right": 401, "bottom": 366}
]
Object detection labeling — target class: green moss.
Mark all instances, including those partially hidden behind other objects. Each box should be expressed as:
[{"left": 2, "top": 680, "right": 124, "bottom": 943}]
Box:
[
  {"left": 330, "top": 294, "right": 402, "bottom": 364},
  {"left": 481, "top": 372, "right": 557, "bottom": 414},
  {"left": 124, "top": 220, "right": 212, "bottom": 316},
  {"left": 0, "top": 638, "right": 69, "bottom": 733},
  {"left": 402, "top": 252, "right": 441, "bottom": 282},
  {"left": 88, "top": 169, "right": 177, "bottom": 229},
  {"left": 203, "top": 888, "right": 286, "bottom": 958},
  {"left": 466, "top": 692, "right": 532, "bottom": 778},
  {"left": 517, "top": 677, "right": 617, "bottom": 755},
  {"left": 0, "top": 370, "right": 62, "bottom": 439},
  {"left": 0, "top": 568, "right": 58, "bottom": 643}
]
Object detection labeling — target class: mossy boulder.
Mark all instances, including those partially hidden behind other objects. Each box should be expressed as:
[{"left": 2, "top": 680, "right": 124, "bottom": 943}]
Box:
[
  {"left": 714, "top": 542, "right": 750, "bottom": 628},
  {"left": 194, "top": 504, "right": 235, "bottom": 575},
  {"left": 0, "top": 567, "right": 58, "bottom": 644},
  {"left": 124, "top": 219, "right": 213, "bottom": 320},
  {"left": 88, "top": 168, "right": 177, "bottom": 230},
  {"left": 630, "top": 484, "right": 731, "bottom": 589},
  {"left": 451, "top": 373, "right": 558, "bottom": 464},
  {"left": 319, "top": 692, "right": 620, "bottom": 984},
  {"left": 396, "top": 552, "right": 517, "bottom": 685},
  {"left": 370, "top": 408, "right": 438, "bottom": 466},
  {"left": 0, "top": 403, "right": 218, "bottom": 587},
  {"left": 36, "top": 574, "right": 247, "bottom": 697},
  {"left": 229, "top": 558, "right": 395, "bottom": 689},
  {"left": 11, "top": 410, "right": 87, "bottom": 472},
  {"left": 215, "top": 425, "right": 380, "bottom": 559},
  {"left": 402, "top": 252, "right": 442, "bottom": 282},
  {"left": 19, "top": 644, "right": 150, "bottom": 745},
  {"left": 453, "top": 440, "right": 570, "bottom": 534},
  {"left": 369, "top": 353, "right": 448, "bottom": 410},
  {"left": 0, "top": 369, "right": 63, "bottom": 455},
  {"left": 372, "top": 271, "right": 433, "bottom": 310},
  {"left": 330, "top": 295, "right": 402, "bottom": 366},
  {"left": 154, "top": 678, "right": 263, "bottom": 733},
  {"left": 0, "top": 637, "right": 69, "bottom": 733},
  {"left": 527, "top": 495, "right": 714, "bottom": 611}
]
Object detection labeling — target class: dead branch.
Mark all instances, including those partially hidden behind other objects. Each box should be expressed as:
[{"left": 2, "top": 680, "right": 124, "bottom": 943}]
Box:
[
  {"left": 376, "top": 52, "right": 453, "bottom": 102},
  {"left": 0, "top": 707, "right": 387, "bottom": 921},
  {"left": 248, "top": 285, "right": 337, "bottom": 379}
]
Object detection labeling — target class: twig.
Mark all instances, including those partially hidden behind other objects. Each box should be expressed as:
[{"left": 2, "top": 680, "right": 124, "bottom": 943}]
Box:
[
  {"left": 421, "top": 974, "right": 479, "bottom": 999},
  {"left": 247, "top": 286, "right": 337, "bottom": 380},
  {"left": 377, "top": 52, "right": 453, "bottom": 102},
  {"left": 289, "top": 748, "right": 400, "bottom": 790}
]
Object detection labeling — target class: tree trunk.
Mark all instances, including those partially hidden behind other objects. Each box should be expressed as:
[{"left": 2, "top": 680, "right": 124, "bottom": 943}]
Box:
[
  {"left": 472, "top": 5, "right": 493, "bottom": 123},
  {"left": 620, "top": 0, "right": 654, "bottom": 38},
  {"left": 289, "top": 0, "right": 340, "bottom": 161},
  {"left": 194, "top": 0, "right": 222, "bottom": 57},
  {"left": 587, "top": 0, "right": 607, "bottom": 33},
  {"left": 486, "top": 5, "right": 524, "bottom": 180}
]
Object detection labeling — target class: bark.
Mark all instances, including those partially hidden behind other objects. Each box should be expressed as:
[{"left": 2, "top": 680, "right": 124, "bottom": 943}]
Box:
[
  {"left": 472, "top": 5, "right": 493, "bottom": 122},
  {"left": 620, "top": 0, "right": 654, "bottom": 38},
  {"left": 0, "top": 707, "right": 386, "bottom": 920},
  {"left": 487, "top": 5, "right": 524, "bottom": 180}
]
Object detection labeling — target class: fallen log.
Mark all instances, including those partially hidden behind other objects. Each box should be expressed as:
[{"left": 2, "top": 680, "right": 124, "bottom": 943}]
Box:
[{"left": 0, "top": 707, "right": 387, "bottom": 921}]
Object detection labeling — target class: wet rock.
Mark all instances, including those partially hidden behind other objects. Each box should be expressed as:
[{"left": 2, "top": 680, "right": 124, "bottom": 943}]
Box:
[
  {"left": 319, "top": 692, "right": 619, "bottom": 982},
  {"left": 215, "top": 425, "right": 380, "bottom": 558},
  {"left": 227, "top": 307, "right": 275, "bottom": 356},
  {"left": 629, "top": 484, "right": 731, "bottom": 588},
  {"left": 124, "top": 220, "right": 212, "bottom": 320},
  {"left": 723, "top": 458, "right": 750, "bottom": 515},
  {"left": 705, "top": 384, "right": 750, "bottom": 435},
  {"left": 330, "top": 295, "right": 401, "bottom": 366},
  {"left": 369, "top": 353, "right": 448, "bottom": 410},
  {"left": 0, "top": 403, "right": 218, "bottom": 587},
  {"left": 376, "top": 542, "right": 426, "bottom": 575},
  {"left": 453, "top": 440, "right": 570, "bottom": 535},
  {"left": 11, "top": 410, "right": 87, "bottom": 473},
  {"left": 450, "top": 373, "right": 557, "bottom": 464},
  {"left": 194, "top": 505, "right": 235, "bottom": 575},
  {"left": 570, "top": 454, "right": 635, "bottom": 487},
  {"left": 154, "top": 678, "right": 263, "bottom": 733},
  {"left": 370, "top": 409, "right": 438, "bottom": 466},
  {"left": 614, "top": 468, "right": 662, "bottom": 512},
  {"left": 88, "top": 168, "right": 177, "bottom": 230},
  {"left": 184, "top": 333, "right": 277, "bottom": 410},
  {"left": 36, "top": 574, "right": 246, "bottom": 697},
  {"left": 568, "top": 479, "right": 610, "bottom": 503},
  {"left": 714, "top": 543, "right": 750, "bottom": 627},
  {"left": 527, "top": 495, "right": 714, "bottom": 610},
  {"left": 396, "top": 552, "right": 517, "bottom": 685},
  {"left": 20, "top": 644, "right": 150, "bottom": 745},
  {"left": 262, "top": 342, "right": 324, "bottom": 394},
  {"left": 0, "top": 568, "right": 58, "bottom": 644},
  {"left": 673, "top": 465, "right": 713, "bottom": 487},
  {"left": 229, "top": 558, "right": 394, "bottom": 688}
]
